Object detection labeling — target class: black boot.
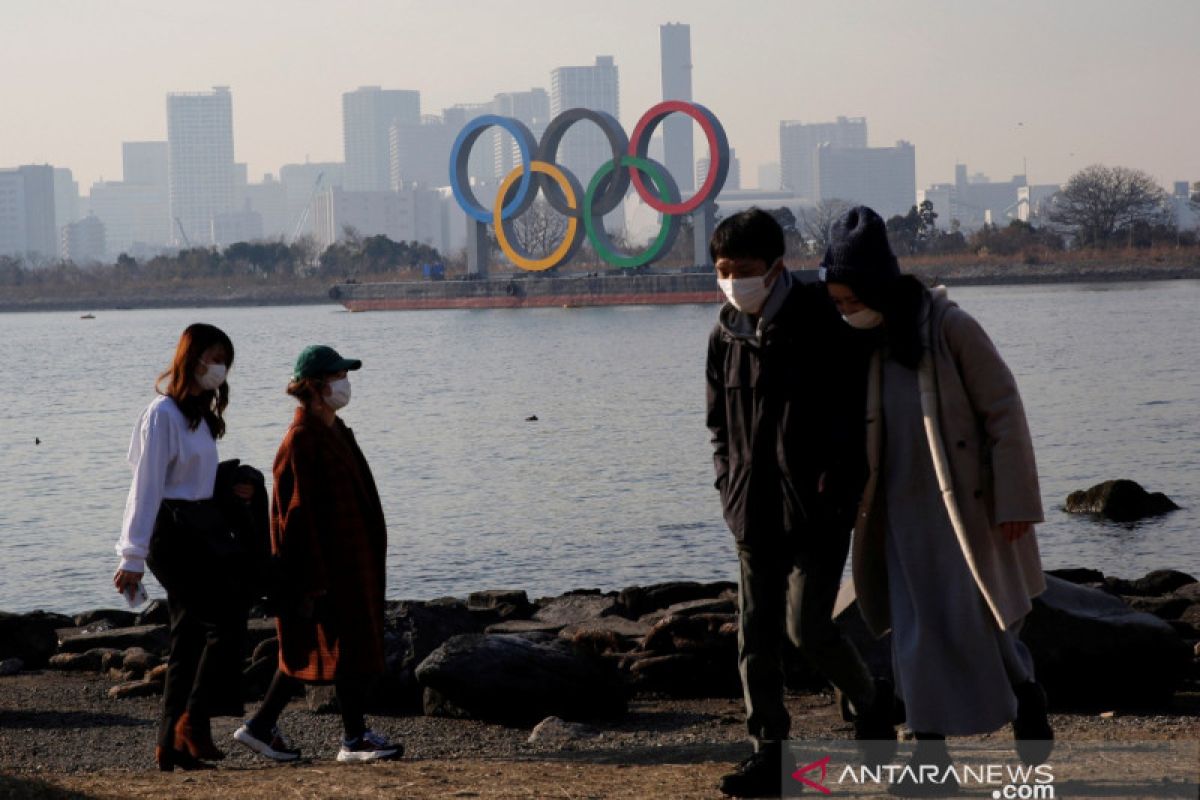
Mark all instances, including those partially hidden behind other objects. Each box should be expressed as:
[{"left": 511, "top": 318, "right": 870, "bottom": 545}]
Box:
[
  {"left": 719, "top": 741, "right": 786, "bottom": 798},
  {"left": 889, "top": 734, "right": 958, "bottom": 798},
  {"left": 1012, "top": 680, "right": 1054, "bottom": 766}
]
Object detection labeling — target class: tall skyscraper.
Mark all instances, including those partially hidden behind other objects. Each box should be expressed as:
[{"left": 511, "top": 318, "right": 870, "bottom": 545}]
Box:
[
  {"left": 660, "top": 23, "right": 694, "bottom": 193},
  {"left": 343, "top": 87, "right": 420, "bottom": 191},
  {"left": 779, "top": 116, "right": 867, "bottom": 201},
  {"left": 167, "top": 86, "right": 235, "bottom": 246},
  {"left": 550, "top": 56, "right": 620, "bottom": 184},
  {"left": 0, "top": 164, "right": 56, "bottom": 260}
]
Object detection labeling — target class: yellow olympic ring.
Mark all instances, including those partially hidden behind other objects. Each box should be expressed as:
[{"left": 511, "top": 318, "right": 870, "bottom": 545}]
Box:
[{"left": 493, "top": 161, "right": 580, "bottom": 272}]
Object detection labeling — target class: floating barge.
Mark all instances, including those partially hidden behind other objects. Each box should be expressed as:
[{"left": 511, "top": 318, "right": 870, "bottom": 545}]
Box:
[{"left": 329, "top": 271, "right": 723, "bottom": 311}]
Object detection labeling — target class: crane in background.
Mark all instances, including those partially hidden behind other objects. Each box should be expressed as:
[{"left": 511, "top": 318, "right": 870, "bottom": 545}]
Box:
[
  {"left": 289, "top": 171, "right": 324, "bottom": 242},
  {"left": 173, "top": 217, "right": 192, "bottom": 248}
]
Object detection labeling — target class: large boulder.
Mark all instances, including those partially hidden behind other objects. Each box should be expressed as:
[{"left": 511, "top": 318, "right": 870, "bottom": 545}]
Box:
[
  {"left": 376, "top": 600, "right": 481, "bottom": 712},
  {"left": 0, "top": 610, "right": 73, "bottom": 668},
  {"left": 1021, "top": 575, "right": 1193, "bottom": 708},
  {"left": 1064, "top": 480, "right": 1180, "bottom": 522},
  {"left": 415, "top": 633, "right": 628, "bottom": 724}
]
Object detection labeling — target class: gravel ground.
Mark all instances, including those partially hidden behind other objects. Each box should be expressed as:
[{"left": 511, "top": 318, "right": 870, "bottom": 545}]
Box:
[{"left": 1, "top": 672, "right": 1197, "bottom": 798}]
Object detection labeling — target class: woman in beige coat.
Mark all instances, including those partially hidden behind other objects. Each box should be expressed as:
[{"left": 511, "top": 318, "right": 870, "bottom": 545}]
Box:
[{"left": 820, "top": 207, "right": 1052, "bottom": 784}]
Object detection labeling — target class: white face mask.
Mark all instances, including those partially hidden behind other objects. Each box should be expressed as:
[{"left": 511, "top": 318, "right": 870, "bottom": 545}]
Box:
[
  {"left": 325, "top": 377, "right": 351, "bottom": 410},
  {"left": 843, "top": 308, "right": 884, "bottom": 329},
  {"left": 195, "top": 362, "right": 227, "bottom": 391},
  {"left": 718, "top": 276, "right": 772, "bottom": 315}
]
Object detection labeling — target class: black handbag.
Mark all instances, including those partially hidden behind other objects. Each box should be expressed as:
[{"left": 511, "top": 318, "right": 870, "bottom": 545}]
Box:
[{"left": 160, "top": 497, "right": 244, "bottom": 560}]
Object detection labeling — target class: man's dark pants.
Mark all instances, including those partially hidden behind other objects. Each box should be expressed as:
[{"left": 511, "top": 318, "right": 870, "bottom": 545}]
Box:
[{"left": 736, "top": 520, "right": 874, "bottom": 750}]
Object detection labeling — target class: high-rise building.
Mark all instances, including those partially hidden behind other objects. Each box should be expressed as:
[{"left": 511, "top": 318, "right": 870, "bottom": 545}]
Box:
[
  {"left": 61, "top": 215, "right": 106, "bottom": 263},
  {"left": 0, "top": 171, "right": 28, "bottom": 259},
  {"left": 660, "top": 23, "right": 694, "bottom": 193},
  {"left": 0, "top": 165, "right": 56, "bottom": 260},
  {"left": 343, "top": 87, "right": 420, "bottom": 191},
  {"left": 815, "top": 141, "right": 916, "bottom": 218},
  {"left": 390, "top": 116, "right": 455, "bottom": 189},
  {"left": 550, "top": 56, "right": 620, "bottom": 183},
  {"left": 167, "top": 86, "right": 235, "bottom": 246},
  {"left": 779, "top": 117, "right": 867, "bottom": 201}
]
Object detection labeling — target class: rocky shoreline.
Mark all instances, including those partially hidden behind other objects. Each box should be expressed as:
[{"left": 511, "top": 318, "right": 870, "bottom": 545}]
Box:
[
  {"left": 2, "top": 569, "right": 1198, "bottom": 796},
  {"left": 2, "top": 567, "right": 1198, "bottom": 724}
]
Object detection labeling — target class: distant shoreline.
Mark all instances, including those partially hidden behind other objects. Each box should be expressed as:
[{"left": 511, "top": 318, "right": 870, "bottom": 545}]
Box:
[{"left": 3, "top": 260, "right": 1198, "bottom": 314}]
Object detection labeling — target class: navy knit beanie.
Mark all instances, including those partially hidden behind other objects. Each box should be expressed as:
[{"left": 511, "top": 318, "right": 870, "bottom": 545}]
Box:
[{"left": 819, "top": 206, "right": 899, "bottom": 310}]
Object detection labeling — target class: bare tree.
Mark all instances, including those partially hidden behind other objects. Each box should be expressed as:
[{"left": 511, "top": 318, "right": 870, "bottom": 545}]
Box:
[
  {"left": 1048, "top": 165, "right": 1169, "bottom": 247},
  {"left": 797, "top": 198, "right": 853, "bottom": 255},
  {"left": 510, "top": 198, "right": 569, "bottom": 259}
]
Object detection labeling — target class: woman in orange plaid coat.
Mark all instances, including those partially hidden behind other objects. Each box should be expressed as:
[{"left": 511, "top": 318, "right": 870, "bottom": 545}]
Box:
[{"left": 232, "top": 344, "right": 403, "bottom": 764}]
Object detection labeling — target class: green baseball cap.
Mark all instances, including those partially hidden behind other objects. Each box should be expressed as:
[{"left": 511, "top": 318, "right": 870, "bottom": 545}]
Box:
[{"left": 292, "top": 345, "right": 362, "bottom": 380}]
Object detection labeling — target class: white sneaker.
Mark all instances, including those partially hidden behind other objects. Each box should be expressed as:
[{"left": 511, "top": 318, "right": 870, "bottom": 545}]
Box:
[
  {"left": 233, "top": 722, "right": 302, "bottom": 762},
  {"left": 336, "top": 728, "right": 402, "bottom": 763}
]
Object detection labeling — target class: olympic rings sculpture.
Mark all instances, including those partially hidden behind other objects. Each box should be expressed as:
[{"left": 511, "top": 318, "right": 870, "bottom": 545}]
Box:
[{"left": 448, "top": 100, "right": 729, "bottom": 271}]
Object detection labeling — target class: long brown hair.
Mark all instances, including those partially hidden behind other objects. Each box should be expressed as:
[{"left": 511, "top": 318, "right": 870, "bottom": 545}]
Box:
[{"left": 156, "top": 323, "right": 235, "bottom": 438}]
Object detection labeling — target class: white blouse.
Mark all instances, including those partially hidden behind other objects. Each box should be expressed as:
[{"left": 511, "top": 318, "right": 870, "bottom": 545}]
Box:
[{"left": 115, "top": 395, "right": 219, "bottom": 573}]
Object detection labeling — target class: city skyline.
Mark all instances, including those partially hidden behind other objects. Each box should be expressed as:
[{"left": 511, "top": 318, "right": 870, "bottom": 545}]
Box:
[{"left": 5, "top": 0, "right": 1198, "bottom": 196}]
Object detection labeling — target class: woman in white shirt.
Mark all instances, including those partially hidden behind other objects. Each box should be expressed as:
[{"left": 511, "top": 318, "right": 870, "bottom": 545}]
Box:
[{"left": 113, "top": 322, "right": 247, "bottom": 772}]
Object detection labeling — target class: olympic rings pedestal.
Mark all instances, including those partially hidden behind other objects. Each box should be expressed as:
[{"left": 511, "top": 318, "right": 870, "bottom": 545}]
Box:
[{"left": 464, "top": 204, "right": 716, "bottom": 276}]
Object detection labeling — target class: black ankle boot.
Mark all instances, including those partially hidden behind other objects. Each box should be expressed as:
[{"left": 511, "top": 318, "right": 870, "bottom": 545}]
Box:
[
  {"left": 1013, "top": 680, "right": 1054, "bottom": 766},
  {"left": 720, "top": 741, "right": 787, "bottom": 798}
]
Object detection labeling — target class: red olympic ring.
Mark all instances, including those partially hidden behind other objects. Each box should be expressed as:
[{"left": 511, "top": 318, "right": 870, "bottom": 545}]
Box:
[{"left": 628, "top": 101, "right": 729, "bottom": 215}]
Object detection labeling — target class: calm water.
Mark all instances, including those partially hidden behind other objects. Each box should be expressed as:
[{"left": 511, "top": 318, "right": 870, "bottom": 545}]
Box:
[{"left": 1, "top": 282, "right": 1197, "bottom": 614}]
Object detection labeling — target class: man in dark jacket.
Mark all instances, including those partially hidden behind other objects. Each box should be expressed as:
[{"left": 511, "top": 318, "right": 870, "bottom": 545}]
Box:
[{"left": 706, "top": 209, "right": 890, "bottom": 797}]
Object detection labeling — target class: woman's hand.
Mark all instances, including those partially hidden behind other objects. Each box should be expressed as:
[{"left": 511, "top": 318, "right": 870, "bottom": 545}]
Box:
[
  {"left": 113, "top": 568, "right": 144, "bottom": 594},
  {"left": 1001, "top": 521, "right": 1034, "bottom": 542}
]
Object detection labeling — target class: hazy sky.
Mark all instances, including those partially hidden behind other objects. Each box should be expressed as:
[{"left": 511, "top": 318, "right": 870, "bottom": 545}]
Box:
[{"left": 5, "top": 0, "right": 1198, "bottom": 194}]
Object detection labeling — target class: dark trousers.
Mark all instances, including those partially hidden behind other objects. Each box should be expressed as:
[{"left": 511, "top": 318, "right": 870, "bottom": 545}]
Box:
[
  {"left": 736, "top": 524, "right": 874, "bottom": 749},
  {"left": 148, "top": 509, "right": 247, "bottom": 750},
  {"left": 156, "top": 595, "right": 245, "bottom": 748}
]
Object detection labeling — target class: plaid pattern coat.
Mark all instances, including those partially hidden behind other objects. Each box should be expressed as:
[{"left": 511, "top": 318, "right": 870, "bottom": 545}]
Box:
[{"left": 271, "top": 407, "right": 387, "bottom": 681}]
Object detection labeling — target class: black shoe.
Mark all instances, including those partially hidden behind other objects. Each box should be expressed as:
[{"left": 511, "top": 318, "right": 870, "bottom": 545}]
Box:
[
  {"left": 719, "top": 743, "right": 784, "bottom": 798},
  {"left": 1012, "top": 681, "right": 1054, "bottom": 766},
  {"left": 853, "top": 678, "right": 898, "bottom": 764}
]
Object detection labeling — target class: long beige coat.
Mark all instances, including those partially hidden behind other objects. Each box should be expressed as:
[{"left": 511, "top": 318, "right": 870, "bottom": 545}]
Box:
[{"left": 852, "top": 289, "right": 1046, "bottom": 637}]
